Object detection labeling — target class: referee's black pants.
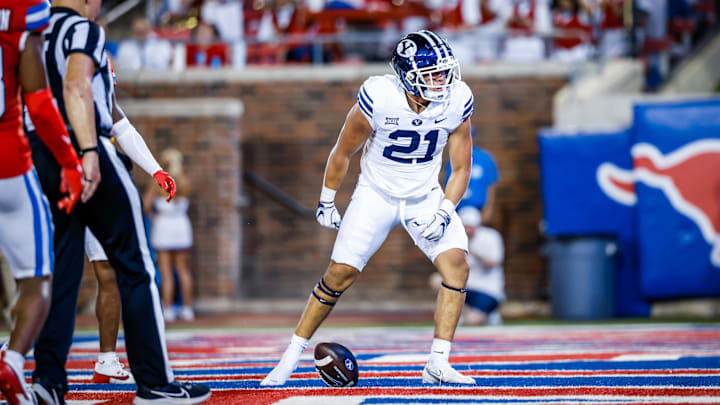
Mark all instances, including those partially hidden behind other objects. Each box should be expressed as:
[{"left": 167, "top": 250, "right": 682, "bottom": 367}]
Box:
[{"left": 29, "top": 134, "right": 173, "bottom": 393}]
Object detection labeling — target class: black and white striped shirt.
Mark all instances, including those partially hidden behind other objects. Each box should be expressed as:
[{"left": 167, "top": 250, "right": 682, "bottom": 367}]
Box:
[{"left": 43, "top": 6, "right": 113, "bottom": 138}]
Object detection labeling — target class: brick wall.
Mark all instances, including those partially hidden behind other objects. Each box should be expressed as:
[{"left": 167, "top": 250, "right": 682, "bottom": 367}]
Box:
[
  {"left": 120, "top": 99, "right": 242, "bottom": 300},
  {"left": 118, "top": 66, "right": 567, "bottom": 303}
]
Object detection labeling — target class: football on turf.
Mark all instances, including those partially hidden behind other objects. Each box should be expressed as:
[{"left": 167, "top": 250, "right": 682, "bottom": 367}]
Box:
[{"left": 314, "top": 342, "right": 359, "bottom": 387}]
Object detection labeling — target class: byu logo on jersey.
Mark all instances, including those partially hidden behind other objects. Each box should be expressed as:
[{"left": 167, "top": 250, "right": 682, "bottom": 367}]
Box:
[
  {"left": 412, "top": 119, "right": 423, "bottom": 126},
  {"left": 397, "top": 39, "right": 417, "bottom": 58}
]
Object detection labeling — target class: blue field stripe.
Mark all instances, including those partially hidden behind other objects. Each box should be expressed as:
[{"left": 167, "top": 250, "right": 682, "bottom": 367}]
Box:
[
  {"left": 64, "top": 372, "right": 720, "bottom": 392},
  {"left": 63, "top": 361, "right": 720, "bottom": 378},
  {"left": 64, "top": 375, "right": 715, "bottom": 390},
  {"left": 355, "top": 357, "right": 720, "bottom": 371},
  {"left": 23, "top": 173, "right": 43, "bottom": 276},
  {"left": 361, "top": 399, "right": 620, "bottom": 404},
  {"left": 331, "top": 375, "right": 713, "bottom": 388}
]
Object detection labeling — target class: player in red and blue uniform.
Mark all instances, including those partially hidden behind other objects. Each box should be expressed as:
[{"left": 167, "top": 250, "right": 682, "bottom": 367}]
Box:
[{"left": 0, "top": 1, "right": 83, "bottom": 403}]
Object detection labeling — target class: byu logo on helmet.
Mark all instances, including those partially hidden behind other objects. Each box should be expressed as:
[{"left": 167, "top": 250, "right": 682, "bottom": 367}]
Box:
[{"left": 397, "top": 39, "right": 417, "bottom": 57}]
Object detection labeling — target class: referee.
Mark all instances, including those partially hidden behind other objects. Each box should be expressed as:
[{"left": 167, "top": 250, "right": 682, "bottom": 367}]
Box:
[{"left": 27, "top": 0, "right": 210, "bottom": 403}]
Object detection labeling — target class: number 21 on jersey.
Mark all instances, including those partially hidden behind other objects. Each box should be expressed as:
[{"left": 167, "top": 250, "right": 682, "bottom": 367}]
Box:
[{"left": 383, "top": 129, "right": 438, "bottom": 164}]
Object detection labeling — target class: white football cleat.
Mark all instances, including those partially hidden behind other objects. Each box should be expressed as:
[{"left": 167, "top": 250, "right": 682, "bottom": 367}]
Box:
[
  {"left": 93, "top": 358, "right": 134, "bottom": 384},
  {"left": 422, "top": 361, "right": 475, "bottom": 384},
  {"left": 31, "top": 383, "right": 61, "bottom": 405}
]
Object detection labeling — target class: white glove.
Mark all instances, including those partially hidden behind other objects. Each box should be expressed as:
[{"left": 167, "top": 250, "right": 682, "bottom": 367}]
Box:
[
  {"left": 421, "top": 199, "right": 455, "bottom": 241},
  {"left": 316, "top": 200, "right": 342, "bottom": 230},
  {"left": 316, "top": 186, "right": 341, "bottom": 230}
]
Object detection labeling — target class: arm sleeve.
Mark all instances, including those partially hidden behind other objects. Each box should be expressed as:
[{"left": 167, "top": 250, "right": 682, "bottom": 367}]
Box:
[
  {"left": 113, "top": 117, "right": 162, "bottom": 176},
  {"left": 24, "top": 88, "right": 80, "bottom": 169},
  {"left": 65, "top": 21, "right": 106, "bottom": 66}
]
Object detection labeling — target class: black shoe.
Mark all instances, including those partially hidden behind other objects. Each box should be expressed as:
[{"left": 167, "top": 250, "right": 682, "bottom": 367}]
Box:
[
  {"left": 31, "top": 382, "right": 65, "bottom": 405},
  {"left": 134, "top": 381, "right": 211, "bottom": 404}
]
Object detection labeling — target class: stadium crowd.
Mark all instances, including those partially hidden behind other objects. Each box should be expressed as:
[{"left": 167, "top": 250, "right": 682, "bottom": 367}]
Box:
[{"left": 106, "top": 0, "right": 717, "bottom": 87}]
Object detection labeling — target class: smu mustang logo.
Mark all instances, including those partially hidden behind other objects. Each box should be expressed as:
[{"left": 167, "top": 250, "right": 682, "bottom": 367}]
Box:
[{"left": 597, "top": 139, "right": 720, "bottom": 266}]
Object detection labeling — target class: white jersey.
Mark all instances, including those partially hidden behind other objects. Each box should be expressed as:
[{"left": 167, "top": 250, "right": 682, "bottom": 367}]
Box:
[{"left": 356, "top": 74, "right": 474, "bottom": 199}]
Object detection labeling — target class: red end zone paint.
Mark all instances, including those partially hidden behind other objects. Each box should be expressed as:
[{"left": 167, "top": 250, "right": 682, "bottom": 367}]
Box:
[{"left": 63, "top": 387, "right": 720, "bottom": 405}]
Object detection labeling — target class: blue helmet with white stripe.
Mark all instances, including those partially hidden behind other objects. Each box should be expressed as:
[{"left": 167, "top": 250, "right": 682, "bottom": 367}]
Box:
[{"left": 391, "top": 30, "right": 460, "bottom": 102}]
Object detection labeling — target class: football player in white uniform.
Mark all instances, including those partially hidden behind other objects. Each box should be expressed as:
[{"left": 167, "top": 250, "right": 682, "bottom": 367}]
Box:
[{"left": 262, "top": 30, "right": 476, "bottom": 386}]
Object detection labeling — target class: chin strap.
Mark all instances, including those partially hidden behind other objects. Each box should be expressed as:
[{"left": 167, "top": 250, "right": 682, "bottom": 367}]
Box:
[{"left": 406, "top": 92, "right": 428, "bottom": 107}]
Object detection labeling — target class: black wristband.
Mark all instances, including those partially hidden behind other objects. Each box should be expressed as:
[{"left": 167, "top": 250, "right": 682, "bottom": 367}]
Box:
[{"left": 79, "top": 146, "right": 98, "bottom": 157}]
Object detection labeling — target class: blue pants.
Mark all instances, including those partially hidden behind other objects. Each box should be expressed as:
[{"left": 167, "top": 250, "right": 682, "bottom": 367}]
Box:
[
  {"left": 29, "top": 134, "right": 173, "bottom": 392},
  {"left": 466, "top": 290, "right": 500, "bottom": 314}
]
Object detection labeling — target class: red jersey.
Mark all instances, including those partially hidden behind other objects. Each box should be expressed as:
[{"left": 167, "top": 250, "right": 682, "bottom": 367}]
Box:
[
  {"left": 601, "top": 0, "right": 624, "bottom": 30},
  {"left": 507, "top": 0, "right": 536, "bottom": 35},
  {"left": 553, "top": 10, "right": 592, "bottom": 49},
  {"left": 0, "top": 0, "right": 50, "bottom": 178},
  {"left": 185, "top": 43, "right": 229, "bottom": 67},
  {"left": 479, "top": 0, "right": 499, "bottom": 25}
]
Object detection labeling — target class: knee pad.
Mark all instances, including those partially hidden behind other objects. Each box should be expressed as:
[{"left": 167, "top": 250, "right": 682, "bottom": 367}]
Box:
[{"left": 311, "top": 277, "right": 344, "bottom": 306}]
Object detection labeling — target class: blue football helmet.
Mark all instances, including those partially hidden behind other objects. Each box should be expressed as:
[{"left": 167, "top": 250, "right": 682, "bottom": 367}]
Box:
[{"left": 391, "top": 30, "right": 461, "bottom": 102}]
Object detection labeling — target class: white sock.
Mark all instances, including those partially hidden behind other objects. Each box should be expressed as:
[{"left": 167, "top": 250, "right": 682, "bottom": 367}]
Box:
[
  {"left": 279, "top": 334, "right": 308, "bottom": 364},
  {"left": 290, "top": 334, "right": 309, "bottom": 351},
  {"left": 429, "top": 338, "right": 452, "bottom": 364},
  {"left": 98, "top": 351, "right": 117, "bottom": 363},
  {"left": 261, "top": 334, "right": 309, "bottom": 385},
  {"left": 4, "top": 349, "right": 25, "bottom": 377}
]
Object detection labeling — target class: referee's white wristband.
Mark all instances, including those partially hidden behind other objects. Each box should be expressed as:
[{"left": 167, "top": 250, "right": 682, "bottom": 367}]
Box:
[
  {"left": 320, "top": 186, "right": 337, "bottom": 203},
  {"left": 439, "top": 199, "right": 456, "bottom": 214}
]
